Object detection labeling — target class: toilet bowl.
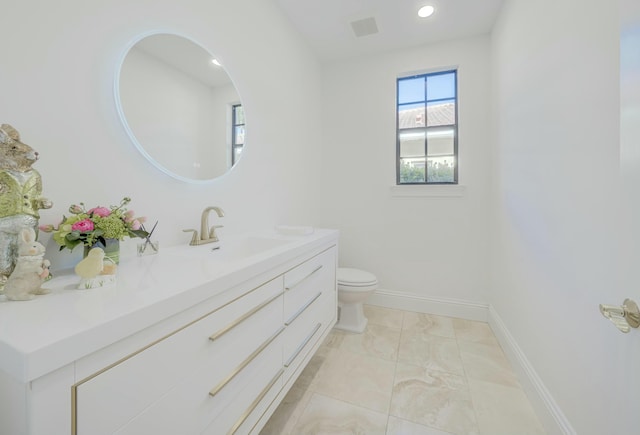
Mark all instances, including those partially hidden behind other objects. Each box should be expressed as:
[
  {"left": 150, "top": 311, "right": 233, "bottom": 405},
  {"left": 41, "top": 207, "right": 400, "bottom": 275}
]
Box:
[{"left": 334, "top": 267, "right": 378, "bottom": 333}]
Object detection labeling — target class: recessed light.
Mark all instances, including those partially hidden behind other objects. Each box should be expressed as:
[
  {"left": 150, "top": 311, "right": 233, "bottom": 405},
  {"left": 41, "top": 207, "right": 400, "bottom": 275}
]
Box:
[
  {"left": 211, "top": 59, "right": 221, "bottom": 66},
  {"left": 418, "top": 5, "right": 435, "bottom": 18}
]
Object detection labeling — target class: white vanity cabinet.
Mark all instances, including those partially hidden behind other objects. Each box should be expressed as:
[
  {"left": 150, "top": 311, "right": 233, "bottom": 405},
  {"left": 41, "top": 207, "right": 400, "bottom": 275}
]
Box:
[
  {"left": 75, "top": 277, "right": 285, "bottom": 435},
  {"left": 0, "top": 229, "right": 338, "bottom": 435},
  {"left": 282, "top": 247, "right": 336, "bottom": 385}
]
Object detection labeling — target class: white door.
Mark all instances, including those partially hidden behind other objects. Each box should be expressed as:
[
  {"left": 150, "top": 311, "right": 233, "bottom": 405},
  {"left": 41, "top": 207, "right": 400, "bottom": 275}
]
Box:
[{"left": 608, "top": 0, "right": 640, "bottom": 431}]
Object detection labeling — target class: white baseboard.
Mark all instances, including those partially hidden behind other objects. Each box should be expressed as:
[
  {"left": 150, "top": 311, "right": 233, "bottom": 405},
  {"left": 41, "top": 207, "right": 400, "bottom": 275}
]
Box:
[
  {"left": 367, "top": 288, "right": 489, "bottom": 321},
  {"left": 365, "top": 289, "right": 575, "bottom": 435},
  {"left": 488, "top": 306, "right": 576, "bottom": 435}
]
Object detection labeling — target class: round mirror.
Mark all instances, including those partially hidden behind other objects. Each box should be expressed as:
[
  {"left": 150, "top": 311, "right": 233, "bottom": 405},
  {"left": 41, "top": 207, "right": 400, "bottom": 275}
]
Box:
[{"left": 115, "top": 33, "right": 245, "bottom": 183}]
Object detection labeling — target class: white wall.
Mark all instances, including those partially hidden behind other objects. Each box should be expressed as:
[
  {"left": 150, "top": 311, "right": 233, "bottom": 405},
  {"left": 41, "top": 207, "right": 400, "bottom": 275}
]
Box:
[
  {"left": 317, "top": 36, "right": 492, "bottom": 308},
  {"left": 0, "top": 0, "right": 323, "bottom": 270},
  {"left": 491, "top": 0, "right": 631, "bottom": 433}
]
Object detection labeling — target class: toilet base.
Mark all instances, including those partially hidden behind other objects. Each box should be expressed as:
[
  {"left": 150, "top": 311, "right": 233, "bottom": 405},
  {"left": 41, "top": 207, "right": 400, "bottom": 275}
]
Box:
[{"left": 334, "top": 302, "right": 368, "bottom": 333}]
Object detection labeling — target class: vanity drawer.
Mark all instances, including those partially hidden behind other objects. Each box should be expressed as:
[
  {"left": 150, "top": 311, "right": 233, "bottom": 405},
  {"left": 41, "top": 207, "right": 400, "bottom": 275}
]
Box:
[
  {"left": 282, "top": 286, "right": 335, "bottom": 383},
  {"left": 202, "top": 339, "right": 284, "bottom": 435},
  {"left": 74, "top": 277, "right": 284, "bottom": 435},
  {"left": 283, "top": 247, "right": 336, "bottom": 322},
  {"left": 113, "top": 330, "right": 284, "bottom": 435}
]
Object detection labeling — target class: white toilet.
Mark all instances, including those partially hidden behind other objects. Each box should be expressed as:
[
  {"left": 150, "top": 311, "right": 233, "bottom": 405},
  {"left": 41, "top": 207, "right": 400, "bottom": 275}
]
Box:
[{"left": 334, "top": 267, "right": 378, "bottom": 333}]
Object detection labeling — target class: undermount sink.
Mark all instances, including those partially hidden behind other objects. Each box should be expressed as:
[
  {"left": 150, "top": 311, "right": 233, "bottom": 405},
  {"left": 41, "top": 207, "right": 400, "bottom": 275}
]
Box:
[
  {"left": 213, "top": 236, "right": 293, "bottom": 261},
  {"left": 170, "top": 235, "right": 294, "bottom": 262}
]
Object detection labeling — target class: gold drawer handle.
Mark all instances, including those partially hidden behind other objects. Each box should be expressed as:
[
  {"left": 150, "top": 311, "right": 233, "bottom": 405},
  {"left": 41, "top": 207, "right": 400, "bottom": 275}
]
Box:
[
  {"left": 285, "top": 292, "right": 322, "bottom": 326},
  {"left": 209, "top": 292, "right": 283, "bottom": 341},
  {"left": 209, "top": 326, "right": 284, "bottom": 397},
  {"left": 284, "top": 322, "right": 322, "bottom": 368},
  {"left": 227, "top": 368, "right": 284, "bottom": 435},
  {"left": 285, "top": 265, "right": 323, "bottom": 291}
]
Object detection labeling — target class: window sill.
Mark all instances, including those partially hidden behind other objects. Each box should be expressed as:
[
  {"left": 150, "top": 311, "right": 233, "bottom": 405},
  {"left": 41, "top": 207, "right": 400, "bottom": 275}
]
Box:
[{"left": 389, "top": 184, "right": 466, "bottom": 198}]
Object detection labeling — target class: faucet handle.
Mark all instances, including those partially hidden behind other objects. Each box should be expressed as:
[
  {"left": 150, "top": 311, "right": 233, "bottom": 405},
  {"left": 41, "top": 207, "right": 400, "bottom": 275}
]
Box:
[
  {"left": 208, "top": 225, "right": 224, "bottom": 241},
  {"left": 183, "top": 229, "right": 199, "bottom": 246}
]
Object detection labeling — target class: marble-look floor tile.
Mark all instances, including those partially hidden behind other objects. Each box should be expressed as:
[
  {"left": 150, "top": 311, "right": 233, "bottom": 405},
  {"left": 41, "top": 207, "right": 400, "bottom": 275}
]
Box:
[
  {"left": 312, "top": 348, "right": 396, "bottom": 413},
  {"left": 458, "top": 340, "right": 520, "bottom": 387},
  {"left": 259, "top": 386, "right": 312, "bottom": 435},
  {"left": 323, "top": 329, "right": 348, "bottom": 349},
  {"left": 386, "top": 416, "right": 456, "bottom": 435},
  {"left": 291, "top": 393, "right": 388, "bottom": 435},
  {"left": 364, "top": 305, "right": 404, "bottom": 329},
  {"left": 262, "top": 345, "right": 328, "bottom": 435},
  {"left": 468, "top": 379, "right": 547, "bottom": 435},
  {"left": 339, "top": 323, "right": 401, "bottom": 361},
  {"left": 452, "top": 319, "right": 499, "bottom": 346},
  {"left": 398, "top": 331, "right": 464, "bottom": 375},
  {"left": 402, "top": 312, "right": 455, "bottom": 339},
  {"left": 297, "top": 347, "right": 330, "bottom": 391},
  {"left": 390, "top": 362, "right": 479, "bottom": 435},
  {"left": 264, "top": 309, "right": 544, "bottom": 435}
]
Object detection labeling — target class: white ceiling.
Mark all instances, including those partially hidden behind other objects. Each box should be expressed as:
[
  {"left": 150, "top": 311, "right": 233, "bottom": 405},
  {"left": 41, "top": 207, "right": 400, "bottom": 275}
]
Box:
[
  {"left": 128, "top": 2, "right": 505, "bottom": 88},
  {"left": 273, "top": 0, "right": 505, "bottom": 62}
]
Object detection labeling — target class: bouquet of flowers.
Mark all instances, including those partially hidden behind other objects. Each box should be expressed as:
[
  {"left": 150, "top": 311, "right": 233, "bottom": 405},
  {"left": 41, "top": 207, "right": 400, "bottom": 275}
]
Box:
[{"left": 40, "top": 197, "right": 149, "bottom": 251}]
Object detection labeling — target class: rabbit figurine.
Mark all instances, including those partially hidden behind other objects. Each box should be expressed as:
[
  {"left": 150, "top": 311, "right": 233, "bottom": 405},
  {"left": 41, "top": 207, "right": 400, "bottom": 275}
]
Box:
[
  {"left": 4, "top": 227, "right": 51, "bottom": 301},
  {"left": 0, "top": 124, "right": 52, "bottom": 289}
]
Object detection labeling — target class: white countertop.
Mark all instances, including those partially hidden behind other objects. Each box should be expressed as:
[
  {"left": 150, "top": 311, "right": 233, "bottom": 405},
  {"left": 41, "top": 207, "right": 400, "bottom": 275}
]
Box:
[{"left": 0, "top": 229, "right": 338, "bottom": 383}]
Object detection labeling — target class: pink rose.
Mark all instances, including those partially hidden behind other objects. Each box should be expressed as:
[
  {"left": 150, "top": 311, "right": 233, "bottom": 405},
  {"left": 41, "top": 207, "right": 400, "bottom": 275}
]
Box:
[
  {"left": 88, "top": 207, "right": 111, "bottom": 217},
  {"left": 71, "top": 219, "right": 94, "bottom": 232},
  {"left": 131, "top": 219, "right": 141, "bottom": 230},
  {"left": 39, "top": 224, "right": 54, "bottom": 232}
]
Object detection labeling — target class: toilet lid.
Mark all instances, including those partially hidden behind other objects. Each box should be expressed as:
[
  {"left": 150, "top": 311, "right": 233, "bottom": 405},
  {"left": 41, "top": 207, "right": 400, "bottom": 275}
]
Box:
[{"left": 337, "top": 268, "right": 378, "bottom": 286}]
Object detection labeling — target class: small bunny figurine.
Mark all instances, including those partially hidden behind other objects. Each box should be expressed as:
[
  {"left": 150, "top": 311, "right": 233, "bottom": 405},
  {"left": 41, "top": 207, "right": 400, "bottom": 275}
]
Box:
[{"left": 3, "top": 227, "right": 51, "bottom": 301}]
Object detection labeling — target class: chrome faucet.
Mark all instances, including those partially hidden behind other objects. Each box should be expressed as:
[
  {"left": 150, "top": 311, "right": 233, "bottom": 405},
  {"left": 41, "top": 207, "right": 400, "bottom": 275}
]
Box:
[{"left": 183, "top": 206, "right": 225, "bottom": 246}]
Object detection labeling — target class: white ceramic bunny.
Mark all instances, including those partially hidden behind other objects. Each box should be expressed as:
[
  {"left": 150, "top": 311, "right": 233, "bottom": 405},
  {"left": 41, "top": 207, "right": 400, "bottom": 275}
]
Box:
[
  {"left": 3, "top": 227, "right": 51, "bottom": 301},
  {"left": 0, "top": 124, "right": 52, "bottom": 289}
]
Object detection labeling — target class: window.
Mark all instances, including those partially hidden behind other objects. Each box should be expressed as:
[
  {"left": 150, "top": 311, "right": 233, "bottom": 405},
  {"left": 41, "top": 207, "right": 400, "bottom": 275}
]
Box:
[
  {"left": 396, "top": 70, "right": 458, "bottom": 184},
  {"left": 231, "top": 104, "right": 245, "bottom": 165}
]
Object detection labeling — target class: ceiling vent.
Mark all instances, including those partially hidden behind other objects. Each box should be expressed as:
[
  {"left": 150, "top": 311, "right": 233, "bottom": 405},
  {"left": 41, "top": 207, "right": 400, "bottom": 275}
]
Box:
[{"left": 350, "top": 17, "right": 378, "bottom": 37}]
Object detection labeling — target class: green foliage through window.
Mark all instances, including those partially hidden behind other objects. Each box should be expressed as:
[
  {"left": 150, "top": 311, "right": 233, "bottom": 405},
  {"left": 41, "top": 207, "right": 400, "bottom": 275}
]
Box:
[{"left": 399, "top": 162, "right": 424, "bottom": 183}]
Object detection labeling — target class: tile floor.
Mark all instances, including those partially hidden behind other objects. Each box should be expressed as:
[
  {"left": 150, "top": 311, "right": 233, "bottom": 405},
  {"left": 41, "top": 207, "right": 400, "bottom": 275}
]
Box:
[{"left": 260, "top": 305, "right": 547, "bottom": 435}]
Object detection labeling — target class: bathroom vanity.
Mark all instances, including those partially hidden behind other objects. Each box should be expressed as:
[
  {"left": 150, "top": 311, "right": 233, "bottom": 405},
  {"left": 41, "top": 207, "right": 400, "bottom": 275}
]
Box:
[{"left": 0, "top": 229, "right": 338, "bottom": 435}]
